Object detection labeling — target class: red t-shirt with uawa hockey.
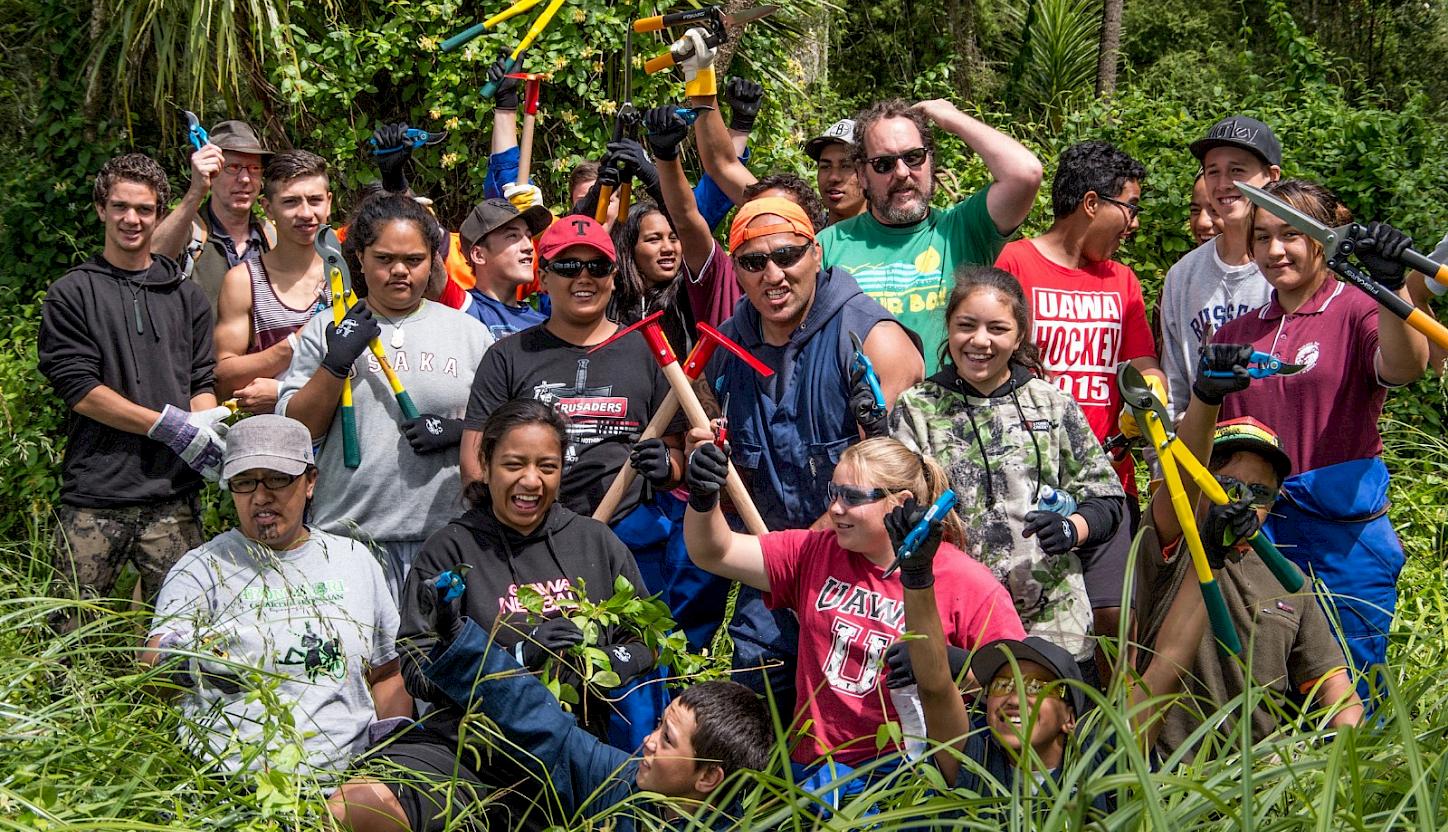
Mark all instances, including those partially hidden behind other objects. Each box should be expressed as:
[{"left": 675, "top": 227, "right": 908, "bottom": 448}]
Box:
[
  {"left": 760, "top": 529, "right": 1025, "bottom": 766},
  {"left": 997, "top": 239, "right": 1157, "bottom": 489}
]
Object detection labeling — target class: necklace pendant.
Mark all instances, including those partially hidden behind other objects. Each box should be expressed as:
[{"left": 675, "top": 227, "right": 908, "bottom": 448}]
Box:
[{"left": 390, "top": 328, "right": 405, "bottom": 350}]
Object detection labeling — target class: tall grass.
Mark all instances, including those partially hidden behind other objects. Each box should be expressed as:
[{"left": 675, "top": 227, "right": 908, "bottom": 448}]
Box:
[{"left": 3, "top": 426, "right": 1447, "bottom": 829}]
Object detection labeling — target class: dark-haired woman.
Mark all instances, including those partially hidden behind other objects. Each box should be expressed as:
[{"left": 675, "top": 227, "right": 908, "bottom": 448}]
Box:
[
  {"left": 279, "top": 193, "right": 494, "bottom": 597},
  {"left": 890, "top": 267, "right": 1125, "bottom": 672},
  {"left": 346, "top": 400, "right": 654, "bottom": 832},
  {"left": 1210, "top": 179, "right": 1426, "bottom": 694},
  {"left": 610, "top": 202, "right": 693, "bottom": 350}
]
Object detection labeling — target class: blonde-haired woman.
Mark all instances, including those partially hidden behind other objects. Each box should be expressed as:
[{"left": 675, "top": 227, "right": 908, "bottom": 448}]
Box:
[{"left": 683, "top": 434, "right": 1024, "bottom": 781}]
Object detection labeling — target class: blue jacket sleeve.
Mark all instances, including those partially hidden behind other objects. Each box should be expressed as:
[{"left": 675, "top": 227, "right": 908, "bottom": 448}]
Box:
[
  {"left": 484, "top": 146, "right": 523, "bottom": 200},
  {"left": 424, "top": 618, "right": 637, "bottom": 815},
  {"left": 693, "top": 148, "right": 749, "bottom": 232}
]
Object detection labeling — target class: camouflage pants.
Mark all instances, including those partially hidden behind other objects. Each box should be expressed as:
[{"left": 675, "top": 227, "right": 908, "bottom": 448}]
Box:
[{"left": 50, "top": 497, "right": 203, "bottom": 628}]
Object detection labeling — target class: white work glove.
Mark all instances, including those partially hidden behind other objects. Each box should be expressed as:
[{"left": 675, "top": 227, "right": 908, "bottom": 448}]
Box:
[
  {"left": 676, "top": 26, "right": 717, "bottom": 96},
  {"left": 503, "top": 182, "right": 545, "bottom": 212},
  {"left": 148, "top": 404, "right": 231, "bottom": 482}
]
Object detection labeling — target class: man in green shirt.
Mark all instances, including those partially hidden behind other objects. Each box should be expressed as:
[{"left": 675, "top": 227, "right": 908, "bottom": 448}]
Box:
[{"left": 818, "top": 99, "right": 1042, "bottom": 364}]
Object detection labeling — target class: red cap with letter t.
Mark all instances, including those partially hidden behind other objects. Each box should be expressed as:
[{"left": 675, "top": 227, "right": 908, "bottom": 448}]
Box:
[{"left": 537, "top": 215, "right": 617, "bottom": 262}]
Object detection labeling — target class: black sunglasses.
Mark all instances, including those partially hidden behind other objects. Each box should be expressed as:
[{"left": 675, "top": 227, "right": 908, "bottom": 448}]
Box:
[
  {"left": 229, "top": 471, "right": 303, "bottom": 494},
  {"left": 734, "top": 243, "right": 811, "bottom": 274},
  {"left": 827, "top": 482, "right": 889, "bottom": 508},
  {"left": 865, "top": 147, "right": 928, "bottom": 175},
  {"left": 545, "top": 257, "right": 616, "bottom": 279},
  {"left": 1098, "top": 194, "right": 1142, "bottom": 220}
]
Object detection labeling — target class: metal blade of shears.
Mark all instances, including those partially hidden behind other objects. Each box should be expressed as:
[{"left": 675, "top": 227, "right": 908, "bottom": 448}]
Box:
[
  {"left": 724, "top": 4, "right": 780, "bottom": 25},
  {"left": 314, "top": 227, "right": 352, "bottom": 298},
  {"left": 1236, "top": 181, "right": 1350, "bottom": 262}
]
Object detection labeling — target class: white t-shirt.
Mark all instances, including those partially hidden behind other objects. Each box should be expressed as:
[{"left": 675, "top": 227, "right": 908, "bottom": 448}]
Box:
[{"left": 150, "top": 528, "right": 399, "bottom": 776}]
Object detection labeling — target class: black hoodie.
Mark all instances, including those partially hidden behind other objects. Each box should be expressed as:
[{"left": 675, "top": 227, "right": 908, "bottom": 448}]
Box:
[
  {"left": 399, "top": 500, "right": 649, "bottom": 741},
  {"left": 38, "top": 255, "right": 216, "bottom": 507}
]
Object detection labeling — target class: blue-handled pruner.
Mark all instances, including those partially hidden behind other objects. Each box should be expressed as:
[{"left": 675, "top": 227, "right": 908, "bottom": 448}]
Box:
[
  {"left": 883, "top": 490, "right": 958, "bottom": 578},
  {"left": 184, "top": 110, "right": 209, "bottom": 151},
  {"left": 849, "top": 330, "right": 886, "bottom": 412},
  {"left": 1201, "top": 349, "right": 1305, "bottom": 379},
  {"left": 673, "top": 105, "right": 715, "bottom": 126},
  {"left": 371, "top": 128, "right": 449, "bottom": 156},
  {"left": 434, "top": 567, "right": 469, "bottom": 602}
]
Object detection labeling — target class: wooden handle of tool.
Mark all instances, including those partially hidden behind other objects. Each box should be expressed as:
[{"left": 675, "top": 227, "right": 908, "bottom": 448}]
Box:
[
  {"left": 660, "top": 361, "right": 769, "bottom": 536},
  {"left": 516, "top": 111, "right": 536, "bottom": 186},
  {"left": 645, "top": 50, "right": 677, "bottom": 74},
  {"left": 593, "top": 391, "right": 681, "bottom": 524}
]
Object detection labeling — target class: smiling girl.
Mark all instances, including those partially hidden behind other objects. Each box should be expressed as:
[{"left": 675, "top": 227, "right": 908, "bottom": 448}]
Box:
[
  {"left": 610, "top": 202, "right": 693, "bottom": 352},
  {"left": 890, "top": 267, "right": 1126, "bottom": 672}
]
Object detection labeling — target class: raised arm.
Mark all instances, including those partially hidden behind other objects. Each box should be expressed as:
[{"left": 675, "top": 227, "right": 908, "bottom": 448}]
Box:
[
  {"left": 913, "top": 99, "right": 1042, "bottom": 235},
  {"left": 691, "top": 91, "right": 756, "bottom": 206},
  {"left": 681, "top": 432, "right": 769, "bottom": 591},
  {"left": 645, "top": 106, "right": 714, "bottom": 276},
  {"left": 153, "top": 144, "right": 224, "bottom": 260}
]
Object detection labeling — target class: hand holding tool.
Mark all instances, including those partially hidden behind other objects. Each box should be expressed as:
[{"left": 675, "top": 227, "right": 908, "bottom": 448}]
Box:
[
  {"left": 1198, "top": 346, "right": 1304, "bottom": 381},
  {"left": 643, "top": 105, "right": 691, "bottom": 161},
  {"left": 628, "top": 437, "right": 675, "bottom": 488},
  {"left": 848, "top": 330, "right": 889, "bottom": 437},
  {"left": 149, "top": 405, "right": 231, "bottom": 481},
  {"left": 317, "top": 228, "right": 362, "bottom": 468},
  {"left": 883, "top": 491, "right": 957, "bottom": 580},
  {"left": 636, "top": 4, "right": 779, "bottom": 80},
  {"left": 369, "top": 126, "right": 448, "bottom": 156},
  {"left": 686, "top": 441, "right": 731, "bottom": 512},
  {"left": 1355, "top": 220, "right": 1412, "bottom": 290},
  {"left": 1237, "top": 181, "right": 1448, "bottom": 351},
  {"left": 433, "top": 566, "right": 470, "bottom": 645},
  {"left": 183, "top": 110, "right": 210, "bottom": 151},
  {"left": 481, "top": 0, "right": 568, "bottom": 99}
]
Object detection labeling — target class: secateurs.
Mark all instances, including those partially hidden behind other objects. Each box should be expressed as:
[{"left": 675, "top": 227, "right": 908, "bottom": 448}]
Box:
[
  {"left": 849, "top": 330, "right": 886, "bottom": 414},
  {"left": 1199, "top": 349, "right": 1304, "bottom": 379},
  {"left": 634, "top": 4, "right": 778, "bottom": 74},
  {"left": 883, "top": 490, "right": 958, "bottom": 578},
  {"left": 370, "top": 127, "right": 448, "bottom": 156}
]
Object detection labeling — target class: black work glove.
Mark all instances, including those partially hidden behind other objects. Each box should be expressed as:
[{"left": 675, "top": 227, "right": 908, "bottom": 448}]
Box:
[
  {"left": 686, "top": 442, "right": 729, "bottom": 512},
  {"left": 430, "top": 568, "right": 468, "bottom": 646},
  {"left": 1192, "top": 342, "right": 1255, "bottom": 406},
  {"left": 883, "top": 640, "right": 969, "bottom": 689},
  {"left": 518, "top": 616, "right": 585, "bottom": 668},
  {"left": 601, "top": 640, "right": 655, "bottom": 686},
  {"left": 1356, "top": 221, "right": 1412, "bottom": 290},
  {"left": 885, "top": 497, "right": 944, "bottom": 590},
  {"left": 402, "top": 414, "right": 464, "bottom": 454},
  {"left": 372, "top": 122, "right": 412, "bottom": 193},
  {"left": 487, "top": 55, "right": 522, "bottom": 111},
  {"left": 321, "top": 302, "right": 381, "bottom": 378},
  {"left": 1022, "top": 510, "right": 1079, "bottom": 555},
  {"left": 628, "top": 437, "right": 674, "bottom": 489},
  {"left": 722, "top": 76, "right": 764, "bottom": 133},
  {"left": 1203, "top": 484, "right": 1261, "bottom": 569},
  {"left": 604, "top": 139, "right": 660, "bottom": 193},
  {"left": 849, "top": 365, "right": 889, "bottom": 438},
  {"left": 643, "top": 105, "right": 690, "bottom": 162}
]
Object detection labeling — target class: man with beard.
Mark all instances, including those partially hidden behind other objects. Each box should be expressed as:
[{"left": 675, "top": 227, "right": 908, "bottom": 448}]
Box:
[{"left": 817, "top": 99, "right": 1043, "bottom": 363}]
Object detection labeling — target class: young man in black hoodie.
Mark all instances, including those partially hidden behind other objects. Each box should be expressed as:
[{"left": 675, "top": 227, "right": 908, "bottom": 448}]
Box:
[{"left": 39, "top": 153, "right": 227, "bottom": 632}]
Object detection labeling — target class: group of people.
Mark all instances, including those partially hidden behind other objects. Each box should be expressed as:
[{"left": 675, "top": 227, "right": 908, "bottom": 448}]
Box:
[{"left": 37, "top": 27, "right": 1445, "bottom": 829}]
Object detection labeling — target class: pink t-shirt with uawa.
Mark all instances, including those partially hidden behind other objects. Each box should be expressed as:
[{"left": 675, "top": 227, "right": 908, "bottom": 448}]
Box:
[
  {"left": 996, "top": 239, "right": 1156, "bottom": 491},
  {"left": 760, "top": 528, "right": 1026, "bottom": 766},
  {"left": 1213, "top": 279, "right": 1385, "bottom": 474}
]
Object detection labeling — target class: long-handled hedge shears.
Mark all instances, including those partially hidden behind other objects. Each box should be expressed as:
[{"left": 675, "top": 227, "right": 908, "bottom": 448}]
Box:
[
  {"left": 1238, "top": 181, "right": 1448, "bottom": 352},
  {"left": 442, "top": 0, "right": 568, "bottom": 99},
  {"left": 634, "top": 4, "right": 778, "bottom": 74},
  {"left": 1118, "top": 363, "right": 1305, "bottom": 656}
]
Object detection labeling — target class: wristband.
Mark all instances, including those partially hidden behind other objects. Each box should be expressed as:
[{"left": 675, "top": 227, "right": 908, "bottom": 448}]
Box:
[{"left": 685, "top": 67, "right": 717, "bottom": 98}]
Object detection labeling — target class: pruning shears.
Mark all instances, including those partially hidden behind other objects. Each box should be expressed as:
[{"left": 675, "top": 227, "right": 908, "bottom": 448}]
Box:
[
  {"left": 370, "top": 128, "right": 448, "bottom": 156},
  {"left": 674, "top": 105, "right": 714, "bottom": 126},
  {"left": 635, "top": 4, "right": 779, "bottom": 74},
  {"left": 1201, "top": 349, "right": 1305, "bottom": 379},
  {"left": 594, "top": 28, "right": 640, "bottom": 224},
  {"left": 434, "top": 566, "right": 471, "bottom": 602},
  {"left": 1237, "top": 181, "right": 1448, "bottom": 352},
  {"left": 883, "top": 490, "right": 958, "bottom": 578},
  {"left": 442, "top": 0, "right": 567, "bottom": 99},
  {"left": 849, "top": 330, "right": 886, "bottom": 413},
  {"left": 183, "top": 110, "right": 209, "bottom": 151},
  {"left": 1118, "top": 363, "right": 1304, "bottom": 656}
]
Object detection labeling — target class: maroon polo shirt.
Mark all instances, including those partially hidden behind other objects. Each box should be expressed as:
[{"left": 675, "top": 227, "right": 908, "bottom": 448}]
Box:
[{"left": 1212, "top": 279, "right": 1386, "bottom": 475}]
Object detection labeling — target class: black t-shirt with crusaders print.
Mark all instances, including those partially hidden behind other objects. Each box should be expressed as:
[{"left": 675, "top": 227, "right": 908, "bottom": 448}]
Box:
[{"left": 464, "top": 323, "right": 678, "bottom": 519}]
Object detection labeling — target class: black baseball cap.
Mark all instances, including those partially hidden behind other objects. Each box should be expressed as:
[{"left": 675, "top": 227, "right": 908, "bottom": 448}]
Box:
[
  {"left": 459, "top": 198, "right": 551, "bottom": 250},
  {"left": 1190, "top": 116, "right": 1282, "bottom": 167},
  {"left": 970, "top": 636, "right": 1087, "bottom": 716}
]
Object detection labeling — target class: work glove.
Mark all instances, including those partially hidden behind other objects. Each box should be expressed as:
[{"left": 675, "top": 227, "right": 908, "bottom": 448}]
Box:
[
  {"left": 372, "top": 122, "right": 413, "bottom": 193},
  {"left": 1116, "top": 373, "right": 1166, "bottom": 439},
  {"left": 487, "top": 56, "right": 522, "bottom": 111},
  {"left": 686, "top": 442, "right": 730, "bottom": 512},
  {"left": 628, "top": 437, "right": 674, "bottom": 489},
  {"left": 1192, "top": 343, "right": 1255, "bottom": 406},
  {"left": 601, "top": 640, "right": 655, "bottom": 686},
  {"left": 320, "top": 302, "right": 381, "bottom": 379},
  {"left": 604, "top": 139, "right": 660, "bottom": 193},
  {"left": 1356, "top": 221, "right": 1412, "bottom": 291},
  {"left": 643, "top": 105, "right": 690, "bottom": 162},
  {"left": 883, "top": 640, "right": 969, "bottom": 689},
  {"left": 402, "top": 414, "right": 464, "bottom": 454},
  {"left": 1202, "top": 483, "right": 1261, "bottom": 569},
  {"left": 503, "top": 182, "right": 545, "bottom": 213},
  {"left": 848, "top": 365, "right": 889, "bottom": 438},
  {"left": 675, "top": 26, "right": 718, "bottom": 97},
  {"left": 1022, "top": 510, "right": 1079, "bottom": 555},
  {"left": 722, "top": 77, "right": 764, "bottom": 133},
  {"left": 518, "top": 616, "right": 585, "bottom": 668},
  {"left": 149, "top": 404, "right": 230, "bottom": 482},
  {"left": 885, "top": 497, "right": 944, "bottom": 590},
  {"left": 431, "top": 568, "right": 468, "bottom": 647}
]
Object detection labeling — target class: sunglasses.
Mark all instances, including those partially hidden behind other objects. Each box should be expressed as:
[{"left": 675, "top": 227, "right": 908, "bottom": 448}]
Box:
[
  {"left": 826, "top": 482, "right": 889, "bottom": 508},
  {"left": 545, "top": 257, "right": 616, "bottom": 279},
  {"left": 1098, "top": 194, "right": 1142, "bottom": 220},
  {"left": 734, "top": 243, "right": 811, "bottom": 274},
  {"left": 1215, "top": 476, "right": 1278, "bottom": 509},
  {"left": 865, "top": 147, "right": 929, "bottom": 175},
  {"left": 986, "top": 675, "right": 1064, "bottom": 699},
  {"left": 229, "top": 471, "right": 303, "bottom": 494}
]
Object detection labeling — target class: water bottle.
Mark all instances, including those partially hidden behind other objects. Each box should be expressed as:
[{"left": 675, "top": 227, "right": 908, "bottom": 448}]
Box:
[
  {"left": 1037, "top": 485, "right": 1077, "bottom": 516},
  {"left": 889, "top": 684, "right": 928, "bottom": 760}
]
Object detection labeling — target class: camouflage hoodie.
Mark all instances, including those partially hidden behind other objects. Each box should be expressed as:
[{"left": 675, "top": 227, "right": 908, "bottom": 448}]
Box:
[{"left": 891, "top": 363, "right": 1123, "bottom": 660}]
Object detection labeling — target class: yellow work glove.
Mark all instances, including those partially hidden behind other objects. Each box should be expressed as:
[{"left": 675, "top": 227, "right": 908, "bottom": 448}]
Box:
[
  {"left": 503, "top": 182, "right": 545, "bottom": 213},
  {"left": 677, "top": 27, "right": 718, "bottom": 97}
]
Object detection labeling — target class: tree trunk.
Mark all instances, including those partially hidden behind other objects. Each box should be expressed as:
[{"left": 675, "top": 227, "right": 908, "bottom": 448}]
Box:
[{"left": 1095, "top": 0, "right": 1122, "bottom": 97}]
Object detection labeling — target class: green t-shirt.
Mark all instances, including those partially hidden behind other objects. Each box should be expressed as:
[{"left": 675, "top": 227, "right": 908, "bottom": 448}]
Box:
[{"left": 817, "top": 186, "right": 1007, "bottom": 365}]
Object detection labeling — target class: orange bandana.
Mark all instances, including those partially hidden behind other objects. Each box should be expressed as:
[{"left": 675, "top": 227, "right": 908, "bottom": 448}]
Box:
[{"left": 728, "top": 197, "right": 816, "bottom": 252}]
